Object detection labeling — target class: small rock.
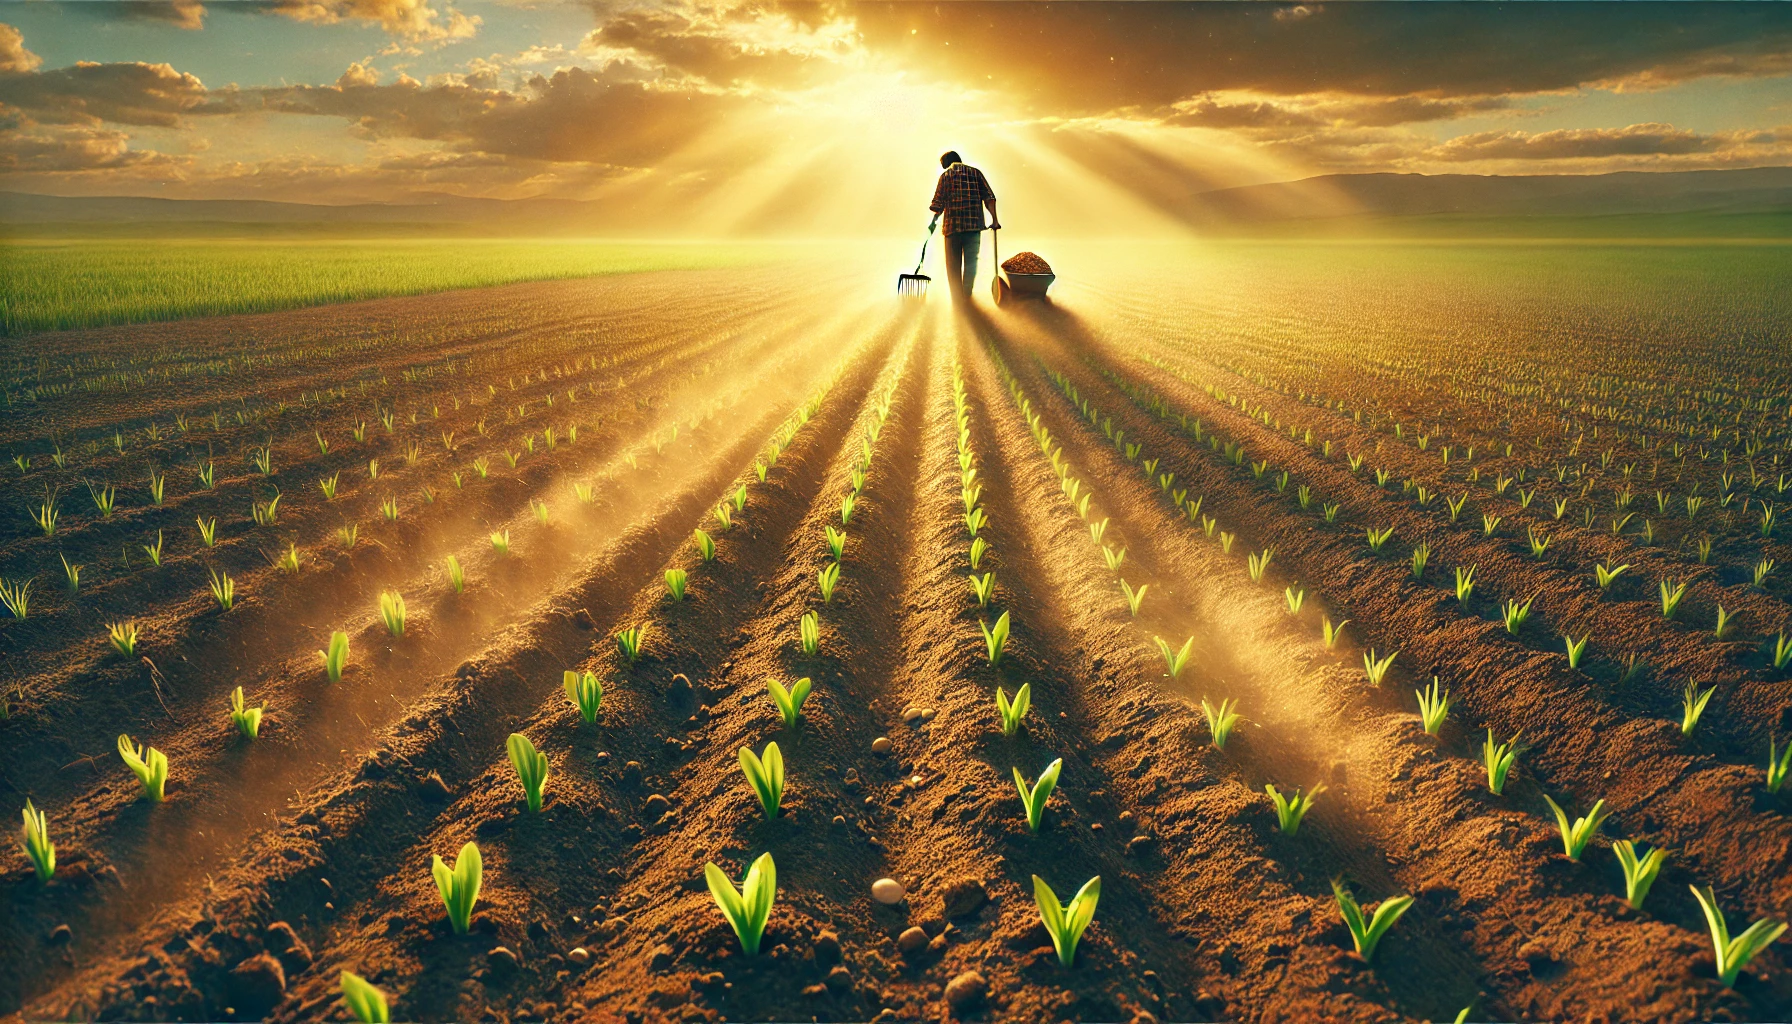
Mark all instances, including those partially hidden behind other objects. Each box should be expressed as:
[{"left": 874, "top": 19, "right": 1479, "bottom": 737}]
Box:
[
  {"left": 814, "top": 931, "right": 842, "bottom": 963},
  {"left": 943, "top": 970, "right": 987, "bottom": 1012},
  {"left": 897, "top": 926, "right": 929, "bottom": 954},
  {"left": 227, "top": 953, "right": 286, "bottom": 1017},
  {"left": 825, "top": 965, "right": 853, "bottom": 991},
  {"left": 48, "top": 924, "right": 72, "bottom": 945},
  {"left": 568, "top": 947, "right": 591, "bottom": 965},
  {"left": 621, "top": 761, "right": 644, "bottom": 786},
  {"left": 872, "top": 737, "right": 893, "bottom": 754},
  {"left": 649, "top": 944, "right": 675, "bottom": 972},
  {"left": 920, "top": 708, "right": 936, "bottom": 722},
  {"left": 941, "top": 878, "right": 988, "bottom": 918},
  {"left": 902, "top": 707, "right": 923, "bottom": 723},
  {"left": 644, "top": 794, "right": 670, "bottom": 815},
  {"left": 872, "top": 878, "right": 906, "bottom": 905}
]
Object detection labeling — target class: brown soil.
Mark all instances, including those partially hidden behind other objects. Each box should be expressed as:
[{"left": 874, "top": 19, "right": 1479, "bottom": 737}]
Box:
[{"left": 1, "top": 259, "right": 1788, "bottom": 1024}]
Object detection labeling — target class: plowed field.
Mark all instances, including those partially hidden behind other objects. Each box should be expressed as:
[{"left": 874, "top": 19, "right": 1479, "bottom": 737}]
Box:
[{"left": 3, "top": 243, "right": 1791, "bottom": 1023}]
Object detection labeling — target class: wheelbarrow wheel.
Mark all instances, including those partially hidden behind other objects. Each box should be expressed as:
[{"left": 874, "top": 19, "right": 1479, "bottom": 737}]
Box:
[{"left": 992, "top": 276, "right": 1009, "bottom": 306}]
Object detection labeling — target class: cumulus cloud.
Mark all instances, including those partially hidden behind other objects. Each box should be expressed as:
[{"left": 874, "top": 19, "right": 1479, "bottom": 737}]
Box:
[
  {"left": 0, "top": 123, "right": 177, "bottom": 172},
  {"left": 338, "top": 61, "right": 381, "bottom": 88},
  {"left": 0, "top": 60, "right": 225, "bottom": 127},
  {"left": 584, "top": 3, "right": 853, "bottom": 88},
  {"left": 1162, "top": 92, "right": 1513, "bottom": 131},
  {"left": 272, "top": 0, "right": 481, "bottom": 43},
  {"left": 116, "top": 0, "right": 208, "bottom": 31},
  {"left": 0, "top": 23, "right": 42, "bottom": 74}
]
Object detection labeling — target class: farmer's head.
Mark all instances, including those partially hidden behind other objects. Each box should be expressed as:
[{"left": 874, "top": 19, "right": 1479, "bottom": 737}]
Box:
[{"left": 940, "top": 150, "right": 961, "bottom": 169}]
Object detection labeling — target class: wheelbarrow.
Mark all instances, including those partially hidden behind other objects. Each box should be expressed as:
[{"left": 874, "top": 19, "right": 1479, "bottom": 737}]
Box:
[{"left": 990, "top": 228, "right": 1054, "bottom": 306}]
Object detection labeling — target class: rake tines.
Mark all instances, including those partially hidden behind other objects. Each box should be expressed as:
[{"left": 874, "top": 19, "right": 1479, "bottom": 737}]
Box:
[{"left": 897, "top": 272, "right": 930, "bottom": 297}]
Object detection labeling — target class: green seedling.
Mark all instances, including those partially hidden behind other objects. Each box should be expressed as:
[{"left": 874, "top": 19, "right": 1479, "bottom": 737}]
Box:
[
  {"left": 1613, "top": 840, "right": 1666, "bottom": 909},
  {"left": 825, "top": 525, "right": 846, "bottom": 561},
  {"left": 1032, "top": 875, "right": 1100, "bottom": 967},
  {"left": 666, "top": 568, "right": 689, "bottom": 601},
  {"left": 997, "top": 684, "right": 1031, "bottom": 736},
  {"left": 767, "top": 676, "right": 811, "bottom": 727},
  {"left": 1285, "top": 585, "right": 1305, "bottom": 615},
  {"left": 705, "top": 852, "right": 777, "bottom": 956},
  {"left": 1659, "top": 579, "right": 1687, "bottom": 620},
  {"left": 339, "top": 972, "right": 389, "bottom": 1023},
  {"left": 797, "top": 610, "right": 820, "bottom": 655},
  {"left": 108, "top": 620, "right": 138, "bottom": 657},
  {"left": 965, "top": 506, "right": 988, "bottom": 538},
  {"left": 1202, "top": 696, "right": 1242, "bottom": 749},
  {"left": 320, "top": 630, "right": 349, "bottom": 682},
  {"left": 143, "top": 527, "right": 166, "bottom": 570},
  {"left": 1690, "top": 885, "right": 1787, "bottom": 988},
  {"left": 617, "top": 623, "right": 647, "bottom": 663},
  {"left": 1595, "top": 562, "right": 1628, "bottom": 589},
  {"left": 1363, "top": 648, "right": 1397, "bottom": 686},
  {"left": 1410, "top": 543, "right": 1430, "bottom": 579},
  {"left": 1247, "top": 548, "right": 1273, "bottom": 582},
  {"left": 1527, "top": 525, "right": 1552, "bottom": 558},
  {"left": 740, "top": 741, "right": 784, "bottom": 818},
  {"left": 337, "top": 523, "right": 359, "bottom": 550},
  {"left": 1102, "top": 545, "right": 1126, "bottom": 571},
  {"left": 1416, "top": 678, "right": 1450, "bottom": 735},
  {"left": 694, "top": 529, "right": 716, "bottom": 561},
  {"left": 815, "top": 562, "right": 840, "bottom": 604},
  {"left": 1267, "top": 783, "right": 1325, "bottom": 835},
  {"left": 1454, "top": 565, "right": 1476, "bottom": 603},
  {"left": 381, "top": 498, "right": 399, "bottom": 522},
  {"left": 60, "top": 554, "right": 80, "bottom": 595},
  {"left": 564, "top": 669, "right": 603, "bottom": 723},
  {"left": 1322, "top": 616, "right": 1348, "bottom": 650},
  {"left": 445, "top": 555, "right": 465, "bottom": 593},
  {"left": 1682, "top": 680, "right": 1716, "bottom": 736},
  {"left": 117, "top": 734, "right": 168, "bottom": 802},
  {"left": 1770, "top": 736, "right": 1792, "bottom": 794},
  {"left": 968, "top": 571, "right": 995, "bottom": 608},
  {"left": 21, "top": 800, "right": 55, "bottom": 882},
  {"left": 1014, "top": 758, "right": 1062, "bottom": 832},
  {"left": 1543, "top": 794, "right": 1608, "bottom": 861},
  {"left": 490, "top": 529, "right": 510, "bottom": 556},
  {"left": 319, "top": 472, "right": 339, "bottom": 500},
  {"left": 1120, "top": 579, "right": 1147, "bottom": 616},
  {"left": 733, "top": 484, "right": 748, "bottom": 511},
  {"left": 981, "top": 610, "right": 1011, "bottom": 667},
  {"left": 714, "top": 503, "right": 733, "bottom": 531},
  {"left": 379, "top": 590, "right": 406, "bottom": 636},
  {"left": 1564, "top": 632, "right": 1590, "bottom": 669},
  {"left": 196, "top": 516, "right": 218, "bottom": 548},
  {"left": 432, "top": 842, "right": 482, "bottom": 934},
  {"left": 507, "top": 733, "right": 549, "bottom": 812},
  {"left": 969, "top": 537, "right": 989, "bottom": 570},
  {"left": 1332, "top": 879, "right": 1413, "bottom": 963},
  {"left": 1713, "top": 605, "right": 1733, "bottom": 640},
  {"left": 1502, "top": 595, "right": 1534, "bottom": 634},
  {"left": 840, "top": 494, "right": 856, "bottom": 525},
  {"left": 1483, "top": 513, "right": 1501, "bottom": 536},
  {"left": 229, "top": 686, "right": 263, "bottom": 739},
  {"left": 531, "top": 499, "right": 549, "bottom": 526},
  {"left": 1483, "top": 729, "right": 1522, "bottom": 795},
  {"left": 1366, "top": 525, "right": 1394, "bottom": 553},
  {"left": 1, "top": 577, "right": 32, "bottom": 620},
  {"left": 1156, "top": 635, "right": 1194, "bottom": 679}
]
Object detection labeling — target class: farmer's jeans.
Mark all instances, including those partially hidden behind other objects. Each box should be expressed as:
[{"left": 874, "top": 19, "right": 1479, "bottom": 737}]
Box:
[{"left": 943, "top": 230, "right": 981, "bottom": 301}]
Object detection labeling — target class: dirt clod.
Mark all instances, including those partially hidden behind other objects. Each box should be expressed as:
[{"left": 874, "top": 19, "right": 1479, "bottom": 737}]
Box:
[
  {"left": 814, "top": 930, "right": 842, "bottom": 963},
  {"left": 1000, "top": 251, "right": 1052, "bottom": 275},
  {"left": 48, "top": 924, "right": 72, "bottom": 944},
  {"left": 944, "top": 970, "right": 987, "bottom": 1012},
  {"left": 897, "top": 926, "right": 928, "bottom": 955},
  {"left": 941, "top": 878, "right": 988, "bottom": 918},
  {"left": 649, "top": 944, "right": 676, "bottom": 972},
  {"left": 227, "top": 953, "right": 286, "bottom": 1017}
]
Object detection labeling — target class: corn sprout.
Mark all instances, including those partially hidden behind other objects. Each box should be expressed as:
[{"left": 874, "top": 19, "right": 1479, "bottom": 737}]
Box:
[
  {"left": 1322, "top": 616, "right": 1349, "bottom": 649},
  {"left": 1682, "top": 681, "right": 1716, "bottom": 735},
  {"left": 1013, "top": 758, "right": 1062, "bottom": 832},
  {"left": 1155, "top": 635, "right": 1194, "bottom": 679},
  {"left": 666, "top": 568, "right": 689, "bottom": 602},
  {"left": 766, "top": 676, "right": 811, "bottom": 727},
  {"left": 339, "top": 972, "right": 389, "bottom": 1024},
  {"left": 320, "top": 630, "right": 349, "bottom": 682},
  {"left": 117, "top": 734, "right": 168, "bottom": 802},
  {"left": 1266, "top": 783, "right": 1325, "bottom": 835},
  {"left": 1202, "top": 696, "right": 1241, "bottom": 749},
  {"left": 740, "top": 741, "right": 784, "bottom": 818},
  {"left": 1032, "top": 875, "right": 1100, "bottom": 967},
  {"left": 21, "top": 800, "right": 55, "bottom": 882},
  {"left": 507, "top": 733, "right": 549, "bottom": 812},
  {"left": 981, "top": 610, "right": 1011, "bottom": 666},
  {"left": 705, "top": 852, "right": 777, "bottom": 956},
  {"left": 1690, "top": 885, "right": 1787, "bottom": 988},
  {"left": 379, "top": 591, "right": 406, "bottom": 636},
  {"left": 564, "top": 669, "right": 603, "bottom": 723},
  {"left": 1484, "top": 730, "right": 1521, "bottom": 795},
  {"left": 996, "top": 684, "right": 1030, "bottom": 736},
  {"left": 799, "top": 611, "right": 820, "bottom": 656},
  {"left": 1613, "top": 840, "right": 1666, "bottom": 909},
  {"left": 617, "top": 623, "right": 647, "bottom": 663},
  {"left": 1543, "top": 794, "right": 1608, "bottom": 861},
  {"left": 432, "top": 842, "right": 482, "bottom": 934},
  {"left": 1363, "top": 648, "right": 1397, "bottom": 686},
  {"left": 229, "top": 686, "right": 263, "bottom": 739},
  {"left": 1332, "top": 880, "right": 1412, "bottom": 963},
  {"left": 1415, "top": 678, "right": 1450, "bottom": 735}
]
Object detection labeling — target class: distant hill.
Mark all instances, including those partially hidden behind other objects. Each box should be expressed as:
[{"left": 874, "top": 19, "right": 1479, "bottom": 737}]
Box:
[
  {"left": 1182, "top": 167, "right": 1792, "bottom": 230},
  {"left": 5, "top": 167, "right": 1792, "bottom": 238}
]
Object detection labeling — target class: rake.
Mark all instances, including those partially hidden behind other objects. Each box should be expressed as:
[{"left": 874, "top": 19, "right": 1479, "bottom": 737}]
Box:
[{"left": 898, "top": 213, "right": 940, "bottom": 297}]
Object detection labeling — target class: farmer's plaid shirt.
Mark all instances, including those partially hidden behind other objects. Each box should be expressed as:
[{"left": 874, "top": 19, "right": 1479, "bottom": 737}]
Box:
[{"left": 930, "top": 163, "right": 995, "bottom": 235}]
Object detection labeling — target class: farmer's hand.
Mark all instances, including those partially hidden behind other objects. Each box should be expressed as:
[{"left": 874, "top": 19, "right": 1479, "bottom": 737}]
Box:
[{"left": 990, "top": 220, "right": 1002, "bottom": 230}]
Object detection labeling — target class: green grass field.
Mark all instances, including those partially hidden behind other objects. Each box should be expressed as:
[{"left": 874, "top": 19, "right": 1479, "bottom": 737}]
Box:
[{"left": 0, "top": 239, "right": 769, "bottom": 335}]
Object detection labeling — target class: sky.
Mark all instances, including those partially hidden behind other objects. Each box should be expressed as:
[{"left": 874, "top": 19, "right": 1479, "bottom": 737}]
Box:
[{"left": 2, "top": 1, "right": 1791, "bottom": 235}]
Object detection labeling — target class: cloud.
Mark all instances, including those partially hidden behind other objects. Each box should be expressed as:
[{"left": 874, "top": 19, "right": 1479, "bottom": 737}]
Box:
[
  {"left": 114, "top": 1, "right": 208, "bottom": 31},
  {"left": 338, "top": 61, "right": 381, "bottom": 88},
  {"left": 851, "top": 2, "right": 1792, "bottom": 114},
  {"left": 0, "top": 123, "right": 177, "bottom": 172},
  {"left": 1162, "top": 92, "right": 1513, "bottom": 132},
  {"left": 259, "top": 63, "right": 746, "bottom": 168},
  {"left": 0, "top": 60, "right": 225, "bottom": 127},
  {"left": 584, "top": 3, "right": 854, "bottom": 88},
  {"left": 0, "top": 23, "right": 42, "bottom": 74},
  {"left": 1430, "top": 123, "right": 1723, "bottom": 162},
  {"left": 271, "top": 0, "right": 481, "bottom": 43}
]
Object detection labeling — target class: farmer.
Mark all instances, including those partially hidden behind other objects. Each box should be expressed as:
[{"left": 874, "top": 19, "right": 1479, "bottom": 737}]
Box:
[{"left": 929, "top": 150, "right": 1000, "bottom": 301}]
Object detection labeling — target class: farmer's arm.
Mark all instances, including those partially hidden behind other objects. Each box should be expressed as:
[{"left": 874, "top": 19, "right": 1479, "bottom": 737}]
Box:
[
  {"left": 979, "top": 170, "right": 999, "bottom": 229},
  {"left": 929, "top": 174, "right": 945, "bottom": 214}
]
